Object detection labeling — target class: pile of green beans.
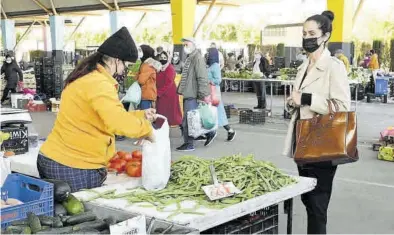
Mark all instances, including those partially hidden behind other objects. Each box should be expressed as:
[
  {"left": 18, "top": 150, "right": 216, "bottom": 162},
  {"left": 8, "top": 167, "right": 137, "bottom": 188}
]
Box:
[{"left": 84, "top": 154, "right": 297, "bottom": 218}]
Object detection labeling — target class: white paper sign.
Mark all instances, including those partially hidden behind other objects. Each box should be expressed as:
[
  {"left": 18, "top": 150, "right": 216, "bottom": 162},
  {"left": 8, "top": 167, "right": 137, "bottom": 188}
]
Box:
[
  {"left": 202, "top": 182, "right": 241, "bottom": 201},
  {"left": 110, "top": 215, "right": 147, "bottom": 235}
]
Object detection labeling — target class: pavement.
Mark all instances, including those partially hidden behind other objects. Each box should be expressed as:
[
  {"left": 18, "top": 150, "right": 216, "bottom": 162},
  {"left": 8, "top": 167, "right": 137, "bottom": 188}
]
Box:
[{"left": 28, "top": 92, "right": 394, "bottom": 234}]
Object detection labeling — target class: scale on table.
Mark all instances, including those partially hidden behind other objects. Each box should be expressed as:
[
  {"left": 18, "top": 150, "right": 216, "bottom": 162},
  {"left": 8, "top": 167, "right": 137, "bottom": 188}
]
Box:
[
  {"left": 202, "top": 164, "right": 241, "bottom": 201},
  {"left": 0, "top": 108, "right": 32, "bottom": 126}
]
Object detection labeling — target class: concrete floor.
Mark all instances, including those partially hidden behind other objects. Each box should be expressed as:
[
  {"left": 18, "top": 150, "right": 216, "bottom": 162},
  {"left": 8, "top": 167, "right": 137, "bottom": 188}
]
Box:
[{"left": 29, "top": 92, "right": 394, "bottom": 234}]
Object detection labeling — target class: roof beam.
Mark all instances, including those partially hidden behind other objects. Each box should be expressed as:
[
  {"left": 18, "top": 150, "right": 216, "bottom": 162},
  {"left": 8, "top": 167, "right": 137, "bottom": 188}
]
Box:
[
  {"left": 99, "top": 0, "right": 115, "bottom": 11},
  {"left": 198, "top": 1, "right": 239, "bottom": 7},
  {"left": 15, "top": 19, "right": 36, "bottom": 50},
  {"left": 62, "top": 12, "right": 103, "bottom": 16},
  {"left": 121, "top": 7, "right": 163, "bottom": 12},
  {"left": 194, "top": 0, "right": 216, "bottom": 37},
  {"left": 64, "top": 17, "right": 86, "bottom": 49},
  {"left": 1, "top": 4, "right": 8, "bottom": 19},
  {"left": 50, "top": 0, "right": 58, "bottom": 15},
  {"left": 31, "top": 0, "right": 52, "bottom": 14},
  {"left": 114, "top": 0, "right": 120, "bottom": 11}
]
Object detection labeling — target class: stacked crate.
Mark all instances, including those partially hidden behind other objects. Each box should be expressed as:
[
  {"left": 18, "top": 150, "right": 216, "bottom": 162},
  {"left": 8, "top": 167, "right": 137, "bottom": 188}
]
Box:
[
  {"left": 34, "top": 59, "right": 43, "bottom": 93},
  {"left": 53, "top": 64, "right": 63, "bottom": 98},
  {"left": 42, "top": 57, "right": 54, "bottom": 97}
]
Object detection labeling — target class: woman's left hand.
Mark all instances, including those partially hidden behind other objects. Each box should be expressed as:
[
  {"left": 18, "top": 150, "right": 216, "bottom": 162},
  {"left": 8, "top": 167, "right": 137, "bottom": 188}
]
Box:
[{"left": 291, "top": 90, "right": 302, "bottom": 107}]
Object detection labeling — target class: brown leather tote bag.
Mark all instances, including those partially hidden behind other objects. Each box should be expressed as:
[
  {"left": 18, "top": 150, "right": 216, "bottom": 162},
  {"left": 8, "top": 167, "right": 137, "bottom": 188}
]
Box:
[{"left": 294, "top": 100, "right": 359, "bottom": 165}]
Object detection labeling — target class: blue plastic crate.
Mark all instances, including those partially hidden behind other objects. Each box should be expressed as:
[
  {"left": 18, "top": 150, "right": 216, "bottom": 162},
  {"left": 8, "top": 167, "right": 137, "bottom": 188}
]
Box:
[
  {"left": 1, "top": 173, "right": 54, "bottom": 229},
  {"left": 375, "top": 78, "right": 389, "bottom": 96}
]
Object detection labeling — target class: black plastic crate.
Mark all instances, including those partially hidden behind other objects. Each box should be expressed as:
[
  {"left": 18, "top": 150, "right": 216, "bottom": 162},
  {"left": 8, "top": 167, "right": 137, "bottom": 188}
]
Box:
[
  {"left": 224, "top": 105, "right": 231, "bottom": 119},
  {"left": 239, "top": 108, "right": 252, "bottom": 124},
  {"left": 202, "top": 204, "right": 279, "bottom": 234},
  {"left": 250, "top": 110, "right": 265, "bottom": 125}
]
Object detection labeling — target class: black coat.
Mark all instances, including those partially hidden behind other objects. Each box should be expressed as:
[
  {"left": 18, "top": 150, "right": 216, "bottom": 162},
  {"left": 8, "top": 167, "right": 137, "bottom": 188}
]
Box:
[
  {"left": 1, "top": 62, "right": 23, "bottom": 89},
  {"left": 254, "top": 57, "right": 270, "bottom": 76}
]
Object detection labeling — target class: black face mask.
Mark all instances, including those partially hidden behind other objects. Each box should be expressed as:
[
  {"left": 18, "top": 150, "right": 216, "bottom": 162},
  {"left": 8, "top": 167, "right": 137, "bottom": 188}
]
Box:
[
  {"left": 159, "top": 60, "right": 167, "bottom": 65},
  {"left": 302, "top": 37, "right": 324, "bottom": 53},
  {"left": 113, "top": 61, "right": 127, "bottom": 81}
]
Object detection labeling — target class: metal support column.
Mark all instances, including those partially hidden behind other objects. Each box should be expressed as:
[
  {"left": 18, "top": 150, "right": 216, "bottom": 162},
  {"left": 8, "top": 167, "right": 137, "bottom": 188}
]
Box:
[{"left": 1, "top": 19, "right": 16, "bottom": 56}]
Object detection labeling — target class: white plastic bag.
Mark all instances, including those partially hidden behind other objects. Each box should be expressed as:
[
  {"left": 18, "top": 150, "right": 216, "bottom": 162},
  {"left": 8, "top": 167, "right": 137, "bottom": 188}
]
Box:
[
  {"left": 121, "top": 82, "right": 141, "bottom": 106},
  {"left": 141, "top": 115, "right": 171, "bottom": 191},
  {"left": 1, "top": 154, "right": 11, "bottom": 187},
  {"left": 187, "top": 104, "right": 218, "bottom": 138}
]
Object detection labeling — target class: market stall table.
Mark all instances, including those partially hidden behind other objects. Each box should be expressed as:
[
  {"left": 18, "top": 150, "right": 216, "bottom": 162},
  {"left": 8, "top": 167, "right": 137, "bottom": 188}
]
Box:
[
  {"left": 72, "top": 175, "right": 316, "bottom": 234},
  {"left": 222, "top": 77, "right": 295, "bottom": 117}
]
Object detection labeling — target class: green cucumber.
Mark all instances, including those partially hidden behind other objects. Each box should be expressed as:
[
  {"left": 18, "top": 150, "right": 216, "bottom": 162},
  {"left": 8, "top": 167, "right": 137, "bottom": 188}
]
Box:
[
  {"left": 35, "top": 226, "right": 74, "bottom": 234},
  {"left": 55, "top": 203, "right": 68, "bottom": 216},
  {"left": 65, "top": 212, "right": 97, "bottom": 225},
  {"left": 5, "top": 226, "right": 23, "bottom": 234},
  {"left": 72, "top": 220, "right": 108, "bottom": 232},
  {"left": 10, "top": 220, "right": 29, "bottom": 226},
  {"left": 27, "top": 212, "right": 42, "bottom": 233},
  {"left": 62, "top": 194, "right": 84, "bottom": 215},
  {"left": 38, "top": 215, "right": 54, "bottom": 226}
]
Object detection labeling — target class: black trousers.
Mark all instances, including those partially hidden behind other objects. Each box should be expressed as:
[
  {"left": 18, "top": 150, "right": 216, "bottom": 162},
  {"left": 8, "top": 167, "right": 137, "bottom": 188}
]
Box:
[
  {"left": 298, "top": 163, "right": 337, "bottom": 234},
  {"left": 1, "top": 87, "right": 16, "bottom": 102},
  {"left": 252, "top": 82, "right": 266, "bottom": 108}
]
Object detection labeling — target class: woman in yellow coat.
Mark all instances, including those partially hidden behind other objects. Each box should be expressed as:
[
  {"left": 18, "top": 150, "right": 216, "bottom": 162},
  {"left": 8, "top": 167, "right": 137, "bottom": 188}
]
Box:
[
  {"left": 37, "top": 27, "right": 156, "bottom": 192},
  {"left": 368, "top": 49, "right": 379, "bottom": 70}
]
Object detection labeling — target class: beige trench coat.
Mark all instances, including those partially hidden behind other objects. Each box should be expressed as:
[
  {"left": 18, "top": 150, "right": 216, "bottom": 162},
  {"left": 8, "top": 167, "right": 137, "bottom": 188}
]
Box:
[{"left": 283, "top": 49, "right": 351, "bottom": 157}]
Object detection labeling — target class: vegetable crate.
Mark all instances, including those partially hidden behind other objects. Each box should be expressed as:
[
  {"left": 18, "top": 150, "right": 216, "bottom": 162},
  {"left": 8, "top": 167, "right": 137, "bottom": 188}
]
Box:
[
  {"left": 239, "top": 108, "right": 265, "bottom": 125},
  {"left": 202, "top": 204, "right": 278, "bottom": 234},
  {"left": 1, "top": 173, "right": 54, "bottom": 229}
]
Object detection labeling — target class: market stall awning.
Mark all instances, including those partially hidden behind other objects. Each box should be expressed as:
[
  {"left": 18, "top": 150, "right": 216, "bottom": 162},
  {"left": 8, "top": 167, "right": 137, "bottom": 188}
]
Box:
[{"left": 1, "top": 0, "right": 169, "bottom": 18}]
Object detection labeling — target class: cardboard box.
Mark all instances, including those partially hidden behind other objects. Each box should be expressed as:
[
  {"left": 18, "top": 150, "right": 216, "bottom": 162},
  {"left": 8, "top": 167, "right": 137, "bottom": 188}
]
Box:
[{"left": 1, "top": 125, "right": 29, "bottom": 155}]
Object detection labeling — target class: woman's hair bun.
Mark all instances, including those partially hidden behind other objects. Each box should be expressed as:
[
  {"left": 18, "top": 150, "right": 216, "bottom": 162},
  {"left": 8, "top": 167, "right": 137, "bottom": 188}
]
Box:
[{"left": 322, "top": 10, "right": 334, "bottom": 22}]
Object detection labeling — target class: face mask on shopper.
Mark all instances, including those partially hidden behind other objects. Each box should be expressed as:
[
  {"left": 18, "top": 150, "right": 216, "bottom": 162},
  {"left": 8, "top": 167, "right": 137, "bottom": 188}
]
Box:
[
  {"left": 5, "top": 59, "right": 12, "bottom": 64},
  {"left": 184, "top": 46, "right": 194, "bottom": 55},
  {"left": 302, "top": 37, "right": 323, "bottom": 53}
]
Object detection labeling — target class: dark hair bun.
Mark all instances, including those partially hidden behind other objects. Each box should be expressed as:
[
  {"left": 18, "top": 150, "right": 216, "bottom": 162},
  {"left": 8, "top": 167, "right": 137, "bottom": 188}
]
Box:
[{"left": 322, "top": 10, "right": 334, "bottom": 22}]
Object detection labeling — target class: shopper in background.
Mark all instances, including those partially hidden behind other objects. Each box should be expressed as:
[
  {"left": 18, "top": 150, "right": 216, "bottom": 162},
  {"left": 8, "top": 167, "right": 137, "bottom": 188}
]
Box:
[
  {"left": 226, "top": 53, "right": 237, "bottom": 71},
  {"left": 210, "top": 42, "right": 225, "bottom": 70},
  {"left": 236, "top": 55, "right": 245, "bottom": 70},
  {"left": 155, "top": 51, "right": 182, "bottom": 127},
  {"left": 284, "top": 11, "right": 350, "bottom": 234},
  {"left": 334, "top": 49, "right": 350, "bottom": 73},
  {"left": 176, "top": 37, "right": 216, "bottom": 151},
  {"left": 252, "top": 52, "right": 270, "bottom": 109},
  {"left": 136, "top": 44, "right": 162, "bottom": 110},
  {"left": 37, "top": 27, "right": 156, "bottom": 192},
  {"left": 206, "top": 47, "right": 236, "bottom": 142},
  {"left": 1, "top": 55, "right": 23, "bottom": 105},
  {"left": 368, "top": 49, "right": 380, "bottom": 70}
]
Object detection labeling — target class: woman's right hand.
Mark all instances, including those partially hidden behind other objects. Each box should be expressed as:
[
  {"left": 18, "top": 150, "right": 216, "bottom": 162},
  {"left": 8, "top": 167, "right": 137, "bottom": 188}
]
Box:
[{"left": 144, "top": 108, "right": 156, "bottom": 122}]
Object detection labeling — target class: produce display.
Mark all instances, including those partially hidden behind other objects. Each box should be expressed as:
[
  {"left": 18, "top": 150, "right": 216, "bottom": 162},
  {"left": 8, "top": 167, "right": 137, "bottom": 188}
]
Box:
[
  {"left": 224, "top": 70, "right": 258, "bottom": 79},
  {"left": 349, "top": 67, "right": 372, "bottom": 85},
  {"left": 107, "top": 150, "right": 142, "bottom": 177},
  {"left": 82, "top": 154, "right": 296, "bottom": 219},
  {"left": 278, "top": 68, "right": 297, "bottom": 80}
]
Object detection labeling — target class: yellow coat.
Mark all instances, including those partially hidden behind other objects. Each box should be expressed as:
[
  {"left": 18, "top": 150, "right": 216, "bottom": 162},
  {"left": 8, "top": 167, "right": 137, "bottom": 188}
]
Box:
[
  {"left": 40, "top": 64, "right": 153, "bottom": 169},
  {"left": 369, "top": 54, "right": 379, "bottom": 70}
]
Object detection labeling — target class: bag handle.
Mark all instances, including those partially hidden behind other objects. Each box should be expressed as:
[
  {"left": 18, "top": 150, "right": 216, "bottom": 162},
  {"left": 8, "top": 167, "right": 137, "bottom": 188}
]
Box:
[{"left": 155, "top": 114, "right": 167, "bottom": 121}]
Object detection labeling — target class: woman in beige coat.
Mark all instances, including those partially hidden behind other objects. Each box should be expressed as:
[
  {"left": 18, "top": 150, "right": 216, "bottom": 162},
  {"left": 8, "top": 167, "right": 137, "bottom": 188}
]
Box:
[{"left": 284, "top": 11, "right": 351, "bottom": 234}]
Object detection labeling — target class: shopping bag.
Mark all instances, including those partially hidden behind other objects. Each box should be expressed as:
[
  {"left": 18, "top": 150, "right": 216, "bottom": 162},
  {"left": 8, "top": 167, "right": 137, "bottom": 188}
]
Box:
[
  {"left": 200, "top": 103, "right": 216, "bottom": 129},
  {"left": 187, "top": 104, "right": 218, "bottom": 138},
  {"left": 141, "top": 115, "right": 171, "bottom": 191},
  {"left": 121, "top": 82, "right": 141, "bottom": 106},
  {"left": 0, "top": 154, "right": 11, "bottom": 187},
  {"left": 210, "top": 85, "right": 220, "bottom": 107}
]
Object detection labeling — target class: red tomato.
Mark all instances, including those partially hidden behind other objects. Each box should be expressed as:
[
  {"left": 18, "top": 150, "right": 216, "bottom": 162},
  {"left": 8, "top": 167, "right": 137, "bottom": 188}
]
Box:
[
  {"left": 118, "top": 159, "right": 127, "bottom": 172},
  {"left": 110, "top": 161, "right": 123, "bottom": 173},
  {"left": 117, "top": 151, "right": 127, "bottom": 159},
  {"left": 126, "top": 161, "right": 142, "bottom": 177},
  {"left": 131, "top": 150, "right": 142, "bottom": 161},
  {"left": 110, "top": 154, "right": 120, "bottom": 163},
  {"left": 123, "top": 153, "right": 133, "bottom": 162}
]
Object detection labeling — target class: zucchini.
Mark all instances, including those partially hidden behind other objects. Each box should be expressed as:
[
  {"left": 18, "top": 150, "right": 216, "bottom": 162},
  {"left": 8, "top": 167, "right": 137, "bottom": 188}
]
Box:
[
  {"left": 60, "top": 215, "right": 71, "bottom": 224},
  {"left": 43, "top": 179, "right": 71, "bottom": 202},
  {"left": 10, "top": 219, "right": 29, "bottom": 226},
  {"left": 65, "top": 212, "right": 97, "bottom": 225},
  {"left": 53, "top": 216, "right": 64, "bottom": 228},
  {"left": 38, "top": 215, "right": 54, "bottom": 226},
  {"left": 103, "top": 217, "right": 116, "bottom": 226},
  {"left": 99, "top": 229, "right": 110, "bottom": 234},
  {"left": 22, "top": 226, "right": 32, "bottom": 234},
  {"left": 55, "top": 203, "right": 68, "bottom": 216},
  {"left": 72, "top": 220, "right": 108, "bottom": 232},
  {"left": 71, "top": 228, "right": 100, "bottom": 234},
  {"left": 27, "top": 212, "right": 42, "bottom": 233},
  {"left": 35, "top": 226, "right": 74, "bottom": 234},
  {"left": 5, "top": 226, "right": 23, "bottom": 234},
  {"left": 62, "top": 194, "right": 84, "bottom": 215}
]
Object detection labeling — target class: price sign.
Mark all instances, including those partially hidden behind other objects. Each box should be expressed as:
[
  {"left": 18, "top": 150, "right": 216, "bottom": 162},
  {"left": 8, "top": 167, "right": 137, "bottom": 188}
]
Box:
[
  {"left": 110, "top": 215, "right": 147, "bottom": 235},
  {"left": 202, "top": 182, "right": 241, "bottom": 201}
]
